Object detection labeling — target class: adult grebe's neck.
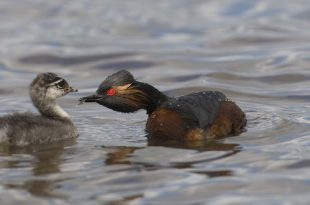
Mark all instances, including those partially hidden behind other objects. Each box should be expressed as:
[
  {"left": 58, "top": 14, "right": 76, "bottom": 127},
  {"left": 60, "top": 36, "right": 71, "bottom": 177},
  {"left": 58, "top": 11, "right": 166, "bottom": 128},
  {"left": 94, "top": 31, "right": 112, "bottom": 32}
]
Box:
[
  {"left": 133, "top": 81, "right": 169, "bottom": 115},
  {"left": 32, "top": 99, "right": 70, "bottom": 120}
]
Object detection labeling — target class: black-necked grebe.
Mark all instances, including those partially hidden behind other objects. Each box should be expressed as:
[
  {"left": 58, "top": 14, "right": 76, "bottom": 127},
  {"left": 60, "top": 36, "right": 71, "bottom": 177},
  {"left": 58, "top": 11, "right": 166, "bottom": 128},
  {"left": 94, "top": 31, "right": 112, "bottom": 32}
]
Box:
[
  {"left": 79, "top": 70, "right": 246, "bottom": 140},
  {"left": 0, "top": 72, "right": 78, "bottom": 146}
]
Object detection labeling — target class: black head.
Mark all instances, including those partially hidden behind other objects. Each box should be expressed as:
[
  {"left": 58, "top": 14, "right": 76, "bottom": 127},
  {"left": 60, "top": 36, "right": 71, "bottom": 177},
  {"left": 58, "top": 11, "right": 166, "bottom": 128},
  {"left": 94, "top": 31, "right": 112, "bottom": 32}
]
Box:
[
  {"left": 94, "top": 70, "right": 135, "bottom": 97},
  {"left": 79, "top": 70, "right": 167, "bottom": 114},
  {"left": 98, "top": 70, "right": 135, "bottom": 88}
]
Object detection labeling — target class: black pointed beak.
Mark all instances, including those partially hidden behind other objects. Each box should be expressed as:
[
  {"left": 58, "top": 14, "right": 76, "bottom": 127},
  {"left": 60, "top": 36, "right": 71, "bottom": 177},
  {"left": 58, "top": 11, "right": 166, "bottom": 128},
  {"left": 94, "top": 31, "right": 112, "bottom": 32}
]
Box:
[{"left": 79, "top": 94, "right": 102, "bottom": 105}]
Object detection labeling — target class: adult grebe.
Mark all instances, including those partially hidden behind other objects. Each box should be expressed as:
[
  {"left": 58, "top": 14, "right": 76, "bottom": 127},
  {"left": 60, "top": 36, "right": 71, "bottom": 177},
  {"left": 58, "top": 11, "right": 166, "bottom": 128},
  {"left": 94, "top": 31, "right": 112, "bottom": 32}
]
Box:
[{"left": 79, "top": 70, "right": 246, "bottom": 140}]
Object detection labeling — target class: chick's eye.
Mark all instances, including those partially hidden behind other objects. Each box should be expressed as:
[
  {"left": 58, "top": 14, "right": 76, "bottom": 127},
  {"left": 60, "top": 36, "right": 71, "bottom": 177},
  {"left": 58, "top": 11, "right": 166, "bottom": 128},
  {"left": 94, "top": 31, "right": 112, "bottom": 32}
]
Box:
[
  {"left": 54, "top": 79, "right": 66, "bottom": 89},
  {"left": 106, "top": 88, "right": 116, "bottom": 96}
]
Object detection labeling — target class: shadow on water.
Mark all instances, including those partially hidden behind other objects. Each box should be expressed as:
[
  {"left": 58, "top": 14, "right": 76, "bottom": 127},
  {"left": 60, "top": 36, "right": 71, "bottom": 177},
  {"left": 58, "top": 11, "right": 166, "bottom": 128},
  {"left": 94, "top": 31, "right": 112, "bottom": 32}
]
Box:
[{"left": 0, "top": 140, "right": 76, "bottom": 199}]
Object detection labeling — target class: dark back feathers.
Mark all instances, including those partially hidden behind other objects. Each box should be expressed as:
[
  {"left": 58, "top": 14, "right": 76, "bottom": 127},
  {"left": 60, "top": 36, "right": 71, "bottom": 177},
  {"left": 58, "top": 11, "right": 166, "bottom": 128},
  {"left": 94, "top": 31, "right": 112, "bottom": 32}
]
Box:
[{"left": 160, "top": 91, "right": 227, "bottom": 128}]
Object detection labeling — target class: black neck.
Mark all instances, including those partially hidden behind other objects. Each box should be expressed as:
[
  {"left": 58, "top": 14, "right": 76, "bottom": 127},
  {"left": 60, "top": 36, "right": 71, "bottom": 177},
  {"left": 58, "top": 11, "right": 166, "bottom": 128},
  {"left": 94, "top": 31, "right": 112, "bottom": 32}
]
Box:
[{"left": 134, "top": 81, "right": 169, "bottom": 115}]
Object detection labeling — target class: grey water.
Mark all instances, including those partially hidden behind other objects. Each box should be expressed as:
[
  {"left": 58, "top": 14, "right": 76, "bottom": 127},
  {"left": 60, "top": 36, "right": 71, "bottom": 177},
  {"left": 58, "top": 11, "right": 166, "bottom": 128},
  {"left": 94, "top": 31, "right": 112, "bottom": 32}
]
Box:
[{"left": 0, "top": 0, "right": 310, "bottom": 204}]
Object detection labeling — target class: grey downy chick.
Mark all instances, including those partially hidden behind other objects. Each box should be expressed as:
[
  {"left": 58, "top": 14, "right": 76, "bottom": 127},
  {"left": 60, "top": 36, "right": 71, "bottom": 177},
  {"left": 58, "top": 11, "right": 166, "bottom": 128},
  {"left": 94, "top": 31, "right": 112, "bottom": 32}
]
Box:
[{"left": 0, "top": 72, "right": 78, "bottom": 146}]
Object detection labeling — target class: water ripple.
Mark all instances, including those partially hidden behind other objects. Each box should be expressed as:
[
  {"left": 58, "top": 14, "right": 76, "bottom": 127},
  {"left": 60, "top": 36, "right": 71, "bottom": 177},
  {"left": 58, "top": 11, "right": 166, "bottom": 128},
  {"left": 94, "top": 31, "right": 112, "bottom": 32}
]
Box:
[{"left": 0, "top": 0, "right": 310, "bottom": 204}]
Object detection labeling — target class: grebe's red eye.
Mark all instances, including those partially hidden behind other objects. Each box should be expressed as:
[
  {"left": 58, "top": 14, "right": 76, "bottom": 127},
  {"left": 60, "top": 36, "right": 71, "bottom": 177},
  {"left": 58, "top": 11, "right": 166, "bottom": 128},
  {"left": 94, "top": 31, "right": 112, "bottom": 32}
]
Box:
[{"left": 106, "top": 88, "right": 116, "bottom": 96}]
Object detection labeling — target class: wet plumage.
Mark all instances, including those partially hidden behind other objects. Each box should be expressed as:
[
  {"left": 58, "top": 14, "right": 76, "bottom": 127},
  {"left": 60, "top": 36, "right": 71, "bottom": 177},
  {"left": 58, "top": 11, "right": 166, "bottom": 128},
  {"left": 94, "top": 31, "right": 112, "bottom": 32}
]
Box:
[
  {"left": 0, "top": 73, "right": 78, "bottom": 146},
  {"left": 80, "top": 70, "right": 246, "bottom": 140}
]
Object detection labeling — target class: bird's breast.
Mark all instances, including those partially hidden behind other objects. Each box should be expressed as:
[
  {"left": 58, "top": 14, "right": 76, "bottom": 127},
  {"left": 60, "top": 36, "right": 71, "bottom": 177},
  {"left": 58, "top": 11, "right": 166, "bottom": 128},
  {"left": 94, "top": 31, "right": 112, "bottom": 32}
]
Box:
[{"left": 146, "top": 108, "right": 205, "bottom": 140}]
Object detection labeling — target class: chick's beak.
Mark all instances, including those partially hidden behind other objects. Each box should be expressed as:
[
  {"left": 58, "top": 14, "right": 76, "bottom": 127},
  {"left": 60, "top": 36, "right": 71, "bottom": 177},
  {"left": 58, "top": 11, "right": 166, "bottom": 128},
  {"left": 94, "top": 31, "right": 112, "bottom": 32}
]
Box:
[
  {"left": 78, "top": 94, "right": 102, "bottom": 105},
  {"left": 69, "top": 87, "right": 79, "bottom": 93},
  {"left": 65, "top": 86, "right": 78, "bottom": 93}
]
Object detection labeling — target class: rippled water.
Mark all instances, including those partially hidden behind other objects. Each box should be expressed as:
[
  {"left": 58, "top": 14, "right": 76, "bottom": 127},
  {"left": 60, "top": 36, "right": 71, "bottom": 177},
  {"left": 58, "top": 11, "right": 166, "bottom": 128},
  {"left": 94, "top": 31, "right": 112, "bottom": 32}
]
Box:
[{"left": 0, "top": 0, "right": 310, "bottom": 204}]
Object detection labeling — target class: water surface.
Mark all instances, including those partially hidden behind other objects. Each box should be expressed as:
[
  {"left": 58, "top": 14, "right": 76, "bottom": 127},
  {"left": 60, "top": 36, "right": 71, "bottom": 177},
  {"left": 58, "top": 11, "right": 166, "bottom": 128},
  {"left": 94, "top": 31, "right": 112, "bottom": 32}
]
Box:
[{"left": 0, "top": 0, "right": 310, "bottom": 204}]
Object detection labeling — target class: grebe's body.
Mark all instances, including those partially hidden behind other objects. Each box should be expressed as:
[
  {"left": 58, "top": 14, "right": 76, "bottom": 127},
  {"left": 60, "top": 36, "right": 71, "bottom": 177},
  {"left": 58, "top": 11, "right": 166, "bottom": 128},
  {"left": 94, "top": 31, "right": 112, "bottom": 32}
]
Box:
[
  {"left": 80, "top": 70, "right": 246, "bottom": 140},
  {"left": 0, "top": 73, "right": 78, "bottom": 146},
  {"left": 147, "top": 91, "right": 246, "bottom": 140}
]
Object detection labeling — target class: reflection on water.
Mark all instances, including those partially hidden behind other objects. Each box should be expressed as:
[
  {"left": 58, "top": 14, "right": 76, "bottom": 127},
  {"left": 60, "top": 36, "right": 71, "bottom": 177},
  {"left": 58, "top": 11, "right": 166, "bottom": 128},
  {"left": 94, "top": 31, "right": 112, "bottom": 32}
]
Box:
[
  {"left": 0, "top": 141, "right": 75, "bottom": 199},
  {"left": 147, "top": 137, "right": 240, "bottom": 151},
  {"left": 1, "top": 0, "right": 310, "bottom": 204}
]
